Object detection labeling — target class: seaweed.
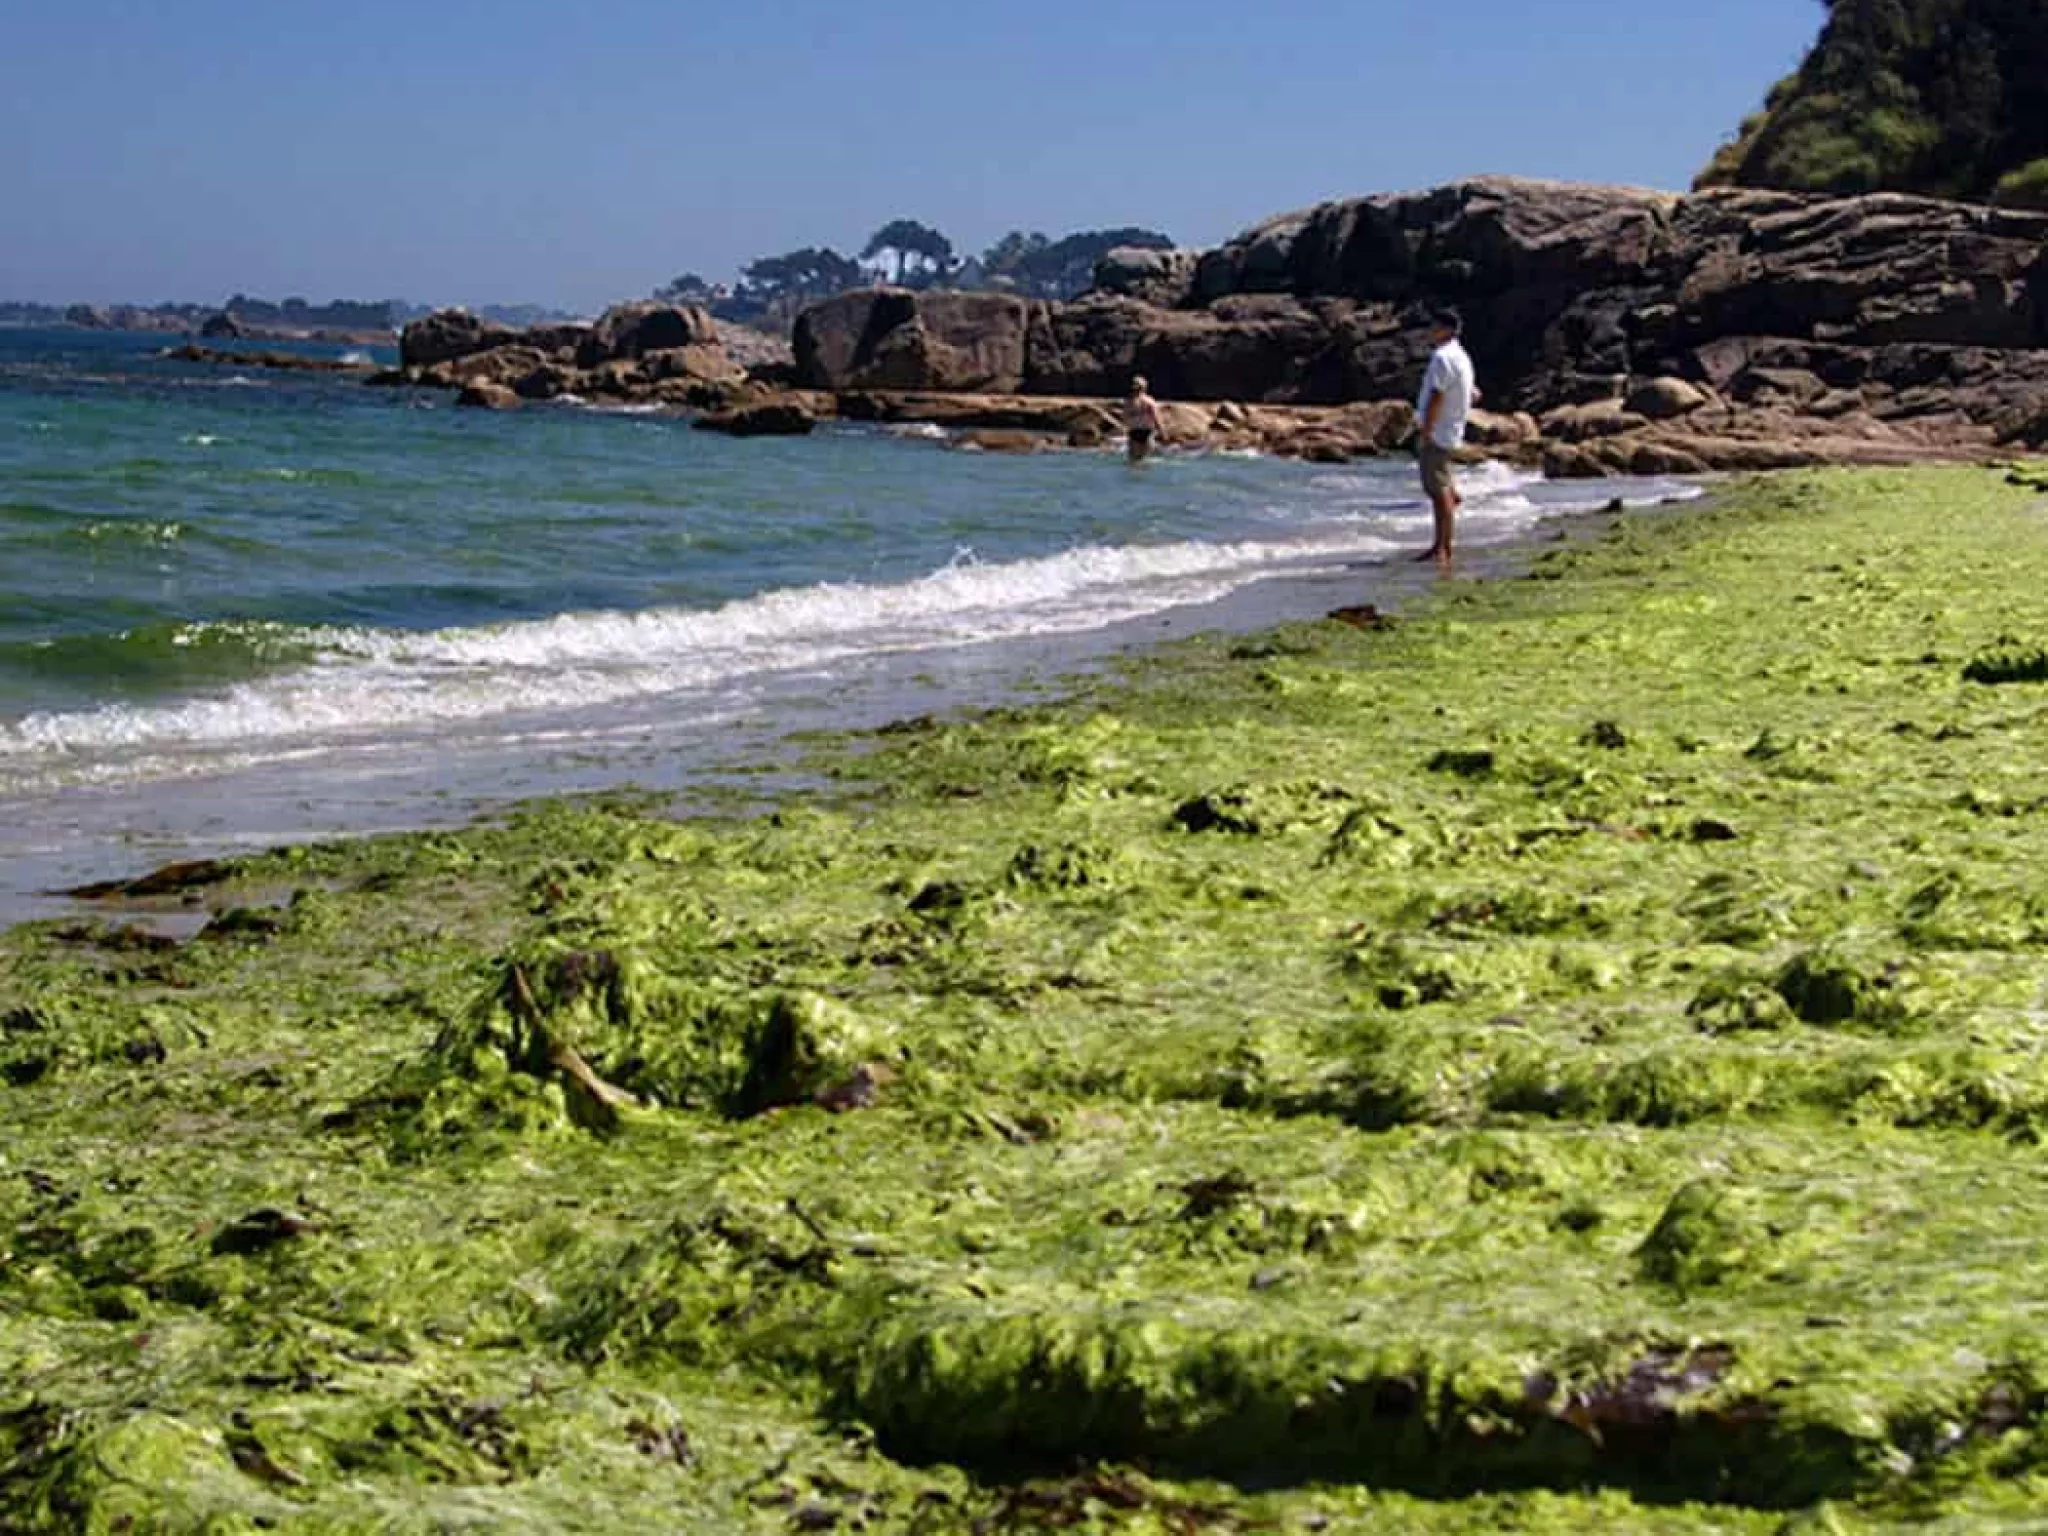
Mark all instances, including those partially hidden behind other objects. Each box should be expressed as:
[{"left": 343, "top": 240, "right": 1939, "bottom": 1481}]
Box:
[{"left": 9, "top": 466, "right": 2048, "bottom": 1529}]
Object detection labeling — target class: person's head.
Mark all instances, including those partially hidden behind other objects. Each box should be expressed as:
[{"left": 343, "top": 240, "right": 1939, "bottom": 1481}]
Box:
[
  {"left": 1429, "top": 308, "right": 1463, "bottom": 345},
  {"left": 1130, "top": 374, "right": 1149, "bottom": 397}
]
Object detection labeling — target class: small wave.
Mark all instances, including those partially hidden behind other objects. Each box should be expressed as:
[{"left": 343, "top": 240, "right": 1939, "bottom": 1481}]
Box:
[
  {"left": 0, "top": 620, "right": 317, "bottom": 698},
  {"left": 338, "top": 351, "right": 371, "bottom": 366},
  {"left": 182, "top": 433, "right": 221, "bottom": 447},
  {"left": 80, "top": 520, "right": 184, "bottom": 546},
  {"left": 0, "top": 528, "right": 1405, "bottom": 766}
]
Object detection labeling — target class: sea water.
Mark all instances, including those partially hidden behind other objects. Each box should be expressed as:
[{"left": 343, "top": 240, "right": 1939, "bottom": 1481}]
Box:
[{"left": 0, "top": 328, "right": 1698, "bottom": 919}]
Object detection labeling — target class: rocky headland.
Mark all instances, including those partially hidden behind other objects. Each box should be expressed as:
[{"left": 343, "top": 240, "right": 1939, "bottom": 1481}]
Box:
[{"left": 380, "top": 176, "right": 2048, "bottom": 474}]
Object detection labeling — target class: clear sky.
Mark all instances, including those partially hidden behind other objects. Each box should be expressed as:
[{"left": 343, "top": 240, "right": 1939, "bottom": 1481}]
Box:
[{"left": 0, "top": 0, "right": 1819, "bottom": 313}]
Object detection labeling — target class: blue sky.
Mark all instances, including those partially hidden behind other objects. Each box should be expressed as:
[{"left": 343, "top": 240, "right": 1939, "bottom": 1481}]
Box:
[{"left": 0, "top": 0, "right": 1819, "bottom": 312}]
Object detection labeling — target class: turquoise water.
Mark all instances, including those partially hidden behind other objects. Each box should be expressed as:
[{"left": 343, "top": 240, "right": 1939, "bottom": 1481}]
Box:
[{"left": 0, "top": 327, "right": 1695, "bottom": 913}]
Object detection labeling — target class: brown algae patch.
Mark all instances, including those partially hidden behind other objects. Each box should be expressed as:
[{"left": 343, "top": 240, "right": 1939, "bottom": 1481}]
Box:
[{"left": 11, "top": 469, "right": 2048, "bottom": 1527}]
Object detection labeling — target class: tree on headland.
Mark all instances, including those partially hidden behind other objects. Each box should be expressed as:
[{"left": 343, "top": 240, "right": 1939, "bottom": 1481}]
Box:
[
  {"left": 981, "top": 227, "right": 1174, "bottom": 299},
  {"left": 860, "top": 220, "right": 956, "bottom": 285},
  {"left": 1697, "top": 0, "right": 2048, "bottom": 203},
  {"left": 655, "top": 272, "right": 719, "bottom": 305},
  {"left": 978, "top": 230, "right": 1050, "bottom": 287},
  {"left": 702, "top": 220, "right": 1175, "bottom": 325},
  {"left": 740, "top": 247, "right": 865, "bottom": 307}
]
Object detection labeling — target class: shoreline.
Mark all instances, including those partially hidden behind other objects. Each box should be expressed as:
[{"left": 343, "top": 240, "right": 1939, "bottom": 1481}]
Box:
[
  {"left": 9, "top": 463, "right": 2048, "bottom": 1528},
  {"left": 0, "top": 476, "right": 1632, "bottom": 933}
]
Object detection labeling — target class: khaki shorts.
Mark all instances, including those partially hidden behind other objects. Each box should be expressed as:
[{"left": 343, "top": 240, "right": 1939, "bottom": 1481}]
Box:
[{"left": 1419, "top": 442, "right": 1457, "bottom": 503}]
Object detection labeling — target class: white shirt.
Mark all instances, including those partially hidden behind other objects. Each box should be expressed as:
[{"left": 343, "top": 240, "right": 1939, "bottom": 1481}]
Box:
[{"left": 1416, "top": 339, "right": 1476, "bottom": 450}]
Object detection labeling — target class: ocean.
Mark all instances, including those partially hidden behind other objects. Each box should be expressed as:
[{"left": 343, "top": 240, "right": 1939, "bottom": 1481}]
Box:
[{"left": 0, "top": 327, "right": 1699, "bottom": 922}]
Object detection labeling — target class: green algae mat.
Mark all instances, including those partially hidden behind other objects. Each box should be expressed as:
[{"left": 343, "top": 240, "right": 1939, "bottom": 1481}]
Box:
[{"left": 11, "top": 466, "right": 2048, "bottom": 1532}]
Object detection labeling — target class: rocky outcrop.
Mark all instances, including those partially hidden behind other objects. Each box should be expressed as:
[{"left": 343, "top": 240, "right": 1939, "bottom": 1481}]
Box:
[
  {"left": 390, "top": 303, "right": 744, "bottom": 403},
  {"left": 789, "top": 176, "right": 2048, "bottom": 470},
  {"left": 199, "top": 311, "right": 244, "bottom": 340},
  {"left": 399, "top": 310, "right": 522, "bottom": 369},
  {"left": 457, "top": 380, "right": 521, "bottom": 410},
  {"left": 794, "top": 290, "right": 1034, "bottom": 394},
  {"left": 830, "top": 391, "right": 1421, "bottom": 463},
  {"left": 164, "top": 344, "right": 373, "bottom": 375},
  {"left": 1092, "top": 246, "right": 1201, "bottom": 308},
  {"left": 574, "top": 301, "right": 718, "bottom": 365},
  {"left": 693, "top": 401, "right": 816, "bottom": 437}
]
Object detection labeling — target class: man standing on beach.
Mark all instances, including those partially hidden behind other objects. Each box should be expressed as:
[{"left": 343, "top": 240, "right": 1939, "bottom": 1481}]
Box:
[{"left": 1414, "top": 308, "right": 1477, "bottom": 564}]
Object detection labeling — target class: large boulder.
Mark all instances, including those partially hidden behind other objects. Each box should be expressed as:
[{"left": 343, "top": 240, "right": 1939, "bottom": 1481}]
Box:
[
  {"left": 641, "top": 345, "right": 745, "bottom": 388},
  {"left": 199, "top": 311, "right": 244, "bottom": 340},
  {"left": 1625, "top": 376, "right": 1712, "bottom": 420},
  {"left": 1194, "top": 177, "right": 1680, "bottom": 304},
  {"left": 1661, "top": 189, "right": 2048, "bottom": 356},
  {"left": 401, "top": 309, "right": 520, "bottom": 369},
  {"left": 1024, "top": 296, "right": 1153, "bottom": 397},
  {"left": 576, "top": 303, "right": 719, "bottom": 366},
  {"left": 794, "top": 289, "right": 1033, "bottom": 393},
  {"left": 1133, "top": 297, "right": 1355, "bottom": 404},
  {"left": 456, "top": 380, "right": 521, "bottom": 411},
  {"left": 1091, "top": 246, "right": 1201, "bottom": 308},
  {"left": 694, "top": 401, "right": 816, "bottom": 437}
]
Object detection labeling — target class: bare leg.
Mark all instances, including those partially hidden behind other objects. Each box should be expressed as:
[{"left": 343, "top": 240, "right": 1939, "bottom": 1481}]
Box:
[
  {"left": 1415, "top": 486, "right": 1456, "bottom": 562},
  {"left": 1417, "top": 451, "right": 1457, "bottom": 562}
]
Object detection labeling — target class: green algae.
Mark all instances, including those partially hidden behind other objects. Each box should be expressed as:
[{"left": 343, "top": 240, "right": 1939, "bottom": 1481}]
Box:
[{"left": 13, "top": 468, "right": 2048, "bottom": 1528}]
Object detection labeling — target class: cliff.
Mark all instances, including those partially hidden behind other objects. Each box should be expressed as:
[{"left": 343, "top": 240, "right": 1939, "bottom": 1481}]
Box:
[{"left": 1697, "top": 0, "right": 2048, "bottom": 208}]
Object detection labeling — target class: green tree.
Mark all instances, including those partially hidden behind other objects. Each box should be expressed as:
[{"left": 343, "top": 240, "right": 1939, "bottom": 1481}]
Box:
[
  {"left": 655, "top": 272, "right": 718, "bottom": 304},
  {"left": 1698, "top": 0, "right": 2048, "bottom": 201},
  {"left": 739, "top": 247, "right": 864, "bottom": 304},
  {"left": 861, "top": 219, "right": 956, "bottom": 285},
  {"left": 1005, "top": 227, "right": 1175, "bottom": 299}
]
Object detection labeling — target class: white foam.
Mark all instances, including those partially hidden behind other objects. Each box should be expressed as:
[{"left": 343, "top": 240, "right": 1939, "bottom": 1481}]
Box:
[{"left": 0, "top": 528, "right": 1404, "bottom": 774}]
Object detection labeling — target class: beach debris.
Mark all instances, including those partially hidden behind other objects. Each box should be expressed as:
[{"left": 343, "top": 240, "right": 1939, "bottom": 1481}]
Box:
[
  {"left": 1963, "top": 643, "right": 2048, "bottom": 685},
  {"left": 1172, "top": 781, "right": 1355, "bottom": 836},
  {"left": 1581, "top": 720, "right": 1629, "bottom": 750},
  {"left": 505, "top": 961, "right": 641, "bottom": 1130},
  {"left": 813, "top": 1062, "right": 892, "bottom": 1114},
  {"left": 209, "top": 1208, "right": 316, "bottom": 1257},
  {"left": 1327, "top": 604, "right": 1396, "bottom": 631},
  {"left": 1427, "top": 749, "right": 1497, "bottom": 779},
  {"left": 62, "top": 858, "right": 233, "bottom": 901}
]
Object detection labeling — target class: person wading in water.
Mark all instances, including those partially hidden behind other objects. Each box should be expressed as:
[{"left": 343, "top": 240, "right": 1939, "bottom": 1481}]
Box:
[
  {"left": 1124, "top": 375, "right": 1164, "bottom": 464},
  {"left": 1414, "top": 308, "right": 1477, "bottom": 565}
]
